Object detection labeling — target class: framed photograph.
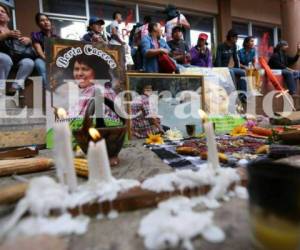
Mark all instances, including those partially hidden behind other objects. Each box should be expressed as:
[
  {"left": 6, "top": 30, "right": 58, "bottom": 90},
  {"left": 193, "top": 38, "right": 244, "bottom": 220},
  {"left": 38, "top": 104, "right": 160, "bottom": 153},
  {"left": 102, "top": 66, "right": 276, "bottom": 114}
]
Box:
[
  {"left": 126, "top": 73, "right": 204, "bottom": 139},
  {"left": 45, "top": 38, "right": 125, "bottom": 148}
]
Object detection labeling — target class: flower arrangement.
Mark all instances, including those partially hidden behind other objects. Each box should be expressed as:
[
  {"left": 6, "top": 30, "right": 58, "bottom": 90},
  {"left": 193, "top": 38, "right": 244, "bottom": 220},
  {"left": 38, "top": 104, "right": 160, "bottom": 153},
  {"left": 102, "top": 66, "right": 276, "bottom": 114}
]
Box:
[{"left": 145, "top": 133, "right": 164, "bottom": 145}]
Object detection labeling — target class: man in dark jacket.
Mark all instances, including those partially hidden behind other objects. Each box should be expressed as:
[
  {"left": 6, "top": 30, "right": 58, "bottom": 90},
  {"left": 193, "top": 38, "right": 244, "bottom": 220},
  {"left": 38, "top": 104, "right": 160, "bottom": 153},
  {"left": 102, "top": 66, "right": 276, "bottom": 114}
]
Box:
[
  {"left": 268, "top": 41, "right": 300, "bottom": 95},
  {"left": 215, "top": 29, "right": 247, "bottom": 102}
]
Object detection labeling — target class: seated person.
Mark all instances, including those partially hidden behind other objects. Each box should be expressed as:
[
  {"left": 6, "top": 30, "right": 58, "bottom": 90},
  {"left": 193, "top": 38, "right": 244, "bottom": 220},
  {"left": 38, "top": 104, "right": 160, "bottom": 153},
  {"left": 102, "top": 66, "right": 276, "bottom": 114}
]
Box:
[
  {"left": 268, "top": 41, "right": 300, "bottom": 96},
  {"left": 82, "top": 17, "right": 108, "bottom": 44},
  {"left": 238, "top": 36, "right": 260, "bottom": 90},
  {"left": 238, "top": 36, "right": 256, "bottom": 69},
  {"left": 215, "top": 29, "right": 247, "bottom": 102},
  {"left": 0, "top": 3, "right": 34, "bottom": 95},
  {"left": 32, "top": 12, "right": 58, "bottom": 89},
  {"left": 141, "top": 22, "right": 171, "bottom": 73},
  {"left": 167, "top": 26, "right": 190, "bottom": 65},
  {"left": 190, "top": 33, "right": 212, "bottom": 67},
  {"left": 131, "top": 83, "right": 163, "bottom": 138}
]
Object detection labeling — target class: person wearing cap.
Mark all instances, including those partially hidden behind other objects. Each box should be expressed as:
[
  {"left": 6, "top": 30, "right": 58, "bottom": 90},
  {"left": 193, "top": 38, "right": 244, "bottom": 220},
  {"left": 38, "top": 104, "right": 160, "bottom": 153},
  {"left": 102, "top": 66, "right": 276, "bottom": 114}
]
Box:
[
  {"left": 215, "top": 29, "right": 247, "bottom": 102},
  {"left": 190, "top": 33, "right": 212, "bottom": 67},
  {"left": 82, "top": 17, "right": 108, "bottom": 44},
  {"left": 167, "top": 26, "right": 190, "bottom": 65},
  {"left": 268, "top": 41, "right": 300, "bottom": 95},
  {"left": 164, "top": 4, "right": 190, "bottom": 42}
]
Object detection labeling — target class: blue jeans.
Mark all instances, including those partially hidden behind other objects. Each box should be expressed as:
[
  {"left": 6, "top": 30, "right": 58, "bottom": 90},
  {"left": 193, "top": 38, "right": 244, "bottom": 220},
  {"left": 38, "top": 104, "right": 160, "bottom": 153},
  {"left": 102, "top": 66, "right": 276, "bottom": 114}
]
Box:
[
  {"left": 282, "top": 69, "right": 300, "bottom": 95},
  {"left": 35, "top": 58, "right": 47, "bottom": 88},
  {"left": 0, "top": 52, "right": 34, "bottom": 89},
  {"left": 229, "top": 68, "right": 247, "bottom": 92}
]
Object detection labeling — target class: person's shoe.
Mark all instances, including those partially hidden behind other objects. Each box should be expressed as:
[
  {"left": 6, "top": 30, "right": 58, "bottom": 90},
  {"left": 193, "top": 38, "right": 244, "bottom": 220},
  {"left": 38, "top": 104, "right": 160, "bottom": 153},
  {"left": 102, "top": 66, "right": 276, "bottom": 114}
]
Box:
[{"left": 6, "top": 83, "right": 22, "bottom": 96}]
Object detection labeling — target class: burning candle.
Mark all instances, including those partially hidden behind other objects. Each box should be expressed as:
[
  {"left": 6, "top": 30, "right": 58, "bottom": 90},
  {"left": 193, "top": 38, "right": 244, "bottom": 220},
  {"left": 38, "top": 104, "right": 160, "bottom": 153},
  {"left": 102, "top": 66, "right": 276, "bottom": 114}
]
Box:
[
  {"left": 53, "top": 108, "right": 77, "bottom": 192},
  {"left": 198, "top": 110, "right": 220, "bottom": 171},
  {"left": 87, "top": 128, "right": 112, "bottom": 184}
]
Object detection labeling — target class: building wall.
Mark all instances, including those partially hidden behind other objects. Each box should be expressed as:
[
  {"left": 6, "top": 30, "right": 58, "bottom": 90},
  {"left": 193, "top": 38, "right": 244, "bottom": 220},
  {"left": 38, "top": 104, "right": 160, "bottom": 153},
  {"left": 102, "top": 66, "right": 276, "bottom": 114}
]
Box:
[
  {"left": 231, "top": 0, "right": 281, "bottom": 25},
  {"left": 13, "top": 0, "right": 281, "bottom": 36},
  {"left": 15, "top": 0, "right": 39, "bottom": 36}
]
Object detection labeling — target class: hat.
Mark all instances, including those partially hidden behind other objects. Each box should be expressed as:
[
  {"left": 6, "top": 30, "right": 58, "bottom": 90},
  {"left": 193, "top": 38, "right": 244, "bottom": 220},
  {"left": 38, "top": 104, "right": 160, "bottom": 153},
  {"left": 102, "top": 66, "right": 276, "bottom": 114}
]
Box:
[
  {"left": 227, "top": 29, "right": 238, "bottom": 38},
  {"left": 198, "top": 33, "right": 209, "bottom": 45},
  {"left": 278, "top": 40, "right": 288, "bottom": 47},
  {"left": 198, "top": 33, "right": 208, "bottom": 41},
  {"left": 89, "top": 17, "right": 105, "bottom": 26}
]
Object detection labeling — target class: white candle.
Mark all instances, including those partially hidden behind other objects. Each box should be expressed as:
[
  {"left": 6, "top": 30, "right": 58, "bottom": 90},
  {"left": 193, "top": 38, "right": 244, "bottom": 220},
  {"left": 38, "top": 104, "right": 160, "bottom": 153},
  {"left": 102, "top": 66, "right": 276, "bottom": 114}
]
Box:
[
  {"left": 87, "top": 129, "right": 112, "bottom": 184},
  {"left": 204, "top": 122, "right": 220, "bottom": 171},
  {"left": 53, "top": 109, "right": 77, "bottom": 192}
]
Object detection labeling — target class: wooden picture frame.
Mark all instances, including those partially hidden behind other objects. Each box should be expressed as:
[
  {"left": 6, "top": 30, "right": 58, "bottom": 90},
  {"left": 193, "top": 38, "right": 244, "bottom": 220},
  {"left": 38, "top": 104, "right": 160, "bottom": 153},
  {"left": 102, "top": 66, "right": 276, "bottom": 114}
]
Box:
[{"left": 125, "top": 72, "right": 204, "bottom": 139}]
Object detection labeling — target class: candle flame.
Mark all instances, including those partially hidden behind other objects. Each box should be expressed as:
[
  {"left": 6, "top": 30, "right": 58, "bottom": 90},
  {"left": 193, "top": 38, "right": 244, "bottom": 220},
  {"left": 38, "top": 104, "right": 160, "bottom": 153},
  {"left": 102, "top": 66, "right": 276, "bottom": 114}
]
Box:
[
  {"left": 198, "top": 109, "right": 208, "bottom": 123},
  {"left": 57, "top": 108, "right": 67, "bottom": 119},
  {"left": 89, "top": 128, "right": 101, "bottom": 141}
]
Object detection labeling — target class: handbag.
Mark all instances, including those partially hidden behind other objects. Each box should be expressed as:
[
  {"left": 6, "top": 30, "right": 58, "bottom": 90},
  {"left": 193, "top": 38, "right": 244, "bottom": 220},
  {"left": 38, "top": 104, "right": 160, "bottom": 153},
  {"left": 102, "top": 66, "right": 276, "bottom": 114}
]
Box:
[
  {"left": 3, "top": 38, "right": 37, "bottom": 62},
  {"left": 158, "top": 53, "right": 176, "bottom": 73}
]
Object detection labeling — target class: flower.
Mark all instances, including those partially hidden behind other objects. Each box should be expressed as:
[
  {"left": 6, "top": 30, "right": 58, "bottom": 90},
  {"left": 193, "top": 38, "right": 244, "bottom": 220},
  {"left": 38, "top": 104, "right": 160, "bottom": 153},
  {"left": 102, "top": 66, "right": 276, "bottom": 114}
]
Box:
[
  {"left": 230, "top": 125, "right": 248, "bottom": 137},
  {"left": 146, "top": 133, "right": 164, "bottom": 145},
  {"left": 165, "top": 128, "right": 183, "bottom": 141}
]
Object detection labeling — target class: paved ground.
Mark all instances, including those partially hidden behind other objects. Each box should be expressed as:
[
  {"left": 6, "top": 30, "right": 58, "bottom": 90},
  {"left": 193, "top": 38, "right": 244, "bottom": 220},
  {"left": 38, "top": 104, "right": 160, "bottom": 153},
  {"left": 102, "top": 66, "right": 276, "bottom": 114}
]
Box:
[{"left": 0, "top": 141, "right": 254, "bottom": 250}]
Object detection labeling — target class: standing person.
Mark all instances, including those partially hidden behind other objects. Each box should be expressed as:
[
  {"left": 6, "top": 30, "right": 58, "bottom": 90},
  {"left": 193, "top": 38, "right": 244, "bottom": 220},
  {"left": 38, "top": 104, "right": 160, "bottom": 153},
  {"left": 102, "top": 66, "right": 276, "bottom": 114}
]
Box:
[
  {"left": 110, "top": 11, "right": 125, "bottom": 46},
  {"left": 164, "top": 4, "right": 190, "bottom": 42},
  {"left": 82, "top": 17, "right": 108, "bottom": 44},
  {"left": 140, "top": 22, "right": 171, "bottom": 73},
  {"left": 31, "top": 13, "right": 58, "bottom": 89},
  {"left": 0, "top": 3, "right": 35, "bottom": 95},
  {"left": 190, "top": 33, "right": 212, "bottom": 67},
  {"left": 268, "top": 41, "right": 300, "bottom": 95},
  {"left": 167, "top": 26, "right": 190, "bottom": 65},
  {"left": 215, "top": 29, "right": 247, "bottom": 102}
]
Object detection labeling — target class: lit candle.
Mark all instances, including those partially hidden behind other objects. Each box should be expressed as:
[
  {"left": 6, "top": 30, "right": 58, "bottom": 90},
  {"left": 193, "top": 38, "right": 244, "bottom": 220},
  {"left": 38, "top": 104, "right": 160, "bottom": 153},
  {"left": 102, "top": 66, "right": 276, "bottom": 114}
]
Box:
[
  {"left": 53, "top": 108, "right": 77, "bottom": 192},
  {"left": 87, "top": 128, "right": 112, "bottom": 184},
  {"left": 198, "top": 110, "right": 219, "bottom": 171}
]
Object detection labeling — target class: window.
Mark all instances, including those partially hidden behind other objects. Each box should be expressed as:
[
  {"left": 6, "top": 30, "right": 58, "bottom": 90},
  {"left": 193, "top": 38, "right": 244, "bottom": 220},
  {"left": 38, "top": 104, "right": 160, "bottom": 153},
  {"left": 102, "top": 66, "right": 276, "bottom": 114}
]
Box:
[
  {"left": 89, "top": 0, "right": 136, "bottom": 44},
  {"left": 50, "top": 18, "right": 86, "bottom": 40},
  {"left": 253, "top": 25, "right": 274, "bottom": 46},
  {"left": 42, "top": 0, "right": 86, "bottom": 16},
  {"left": 232, "top": 22, "right": 249, "bottom": 50},
  {"left": 185, "top": 15, "right": 214, "bottom": 49}
]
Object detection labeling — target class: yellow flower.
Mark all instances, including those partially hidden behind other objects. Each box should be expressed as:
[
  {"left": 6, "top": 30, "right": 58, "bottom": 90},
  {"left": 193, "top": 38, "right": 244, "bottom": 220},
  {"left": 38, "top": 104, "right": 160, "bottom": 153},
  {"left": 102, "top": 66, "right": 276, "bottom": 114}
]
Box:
[
  {"left": 146, "top": 133, "right": 164, "bottom": 145},
  {"left": 230, "top": 125, "right": 248, "bottom": 137}
]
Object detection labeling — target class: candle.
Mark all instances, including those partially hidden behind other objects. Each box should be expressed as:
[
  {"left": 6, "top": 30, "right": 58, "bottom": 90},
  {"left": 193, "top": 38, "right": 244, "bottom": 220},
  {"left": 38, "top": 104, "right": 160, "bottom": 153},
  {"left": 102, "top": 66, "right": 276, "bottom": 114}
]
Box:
[
  {"left": 87, "top": 128, "right": 112, "bottom": 184},
  {"left": 53, "top": 108, "right": 77, "bottom": 192},
  {"left": 199, "top": 110, "right": 219, "bottom": 171}
]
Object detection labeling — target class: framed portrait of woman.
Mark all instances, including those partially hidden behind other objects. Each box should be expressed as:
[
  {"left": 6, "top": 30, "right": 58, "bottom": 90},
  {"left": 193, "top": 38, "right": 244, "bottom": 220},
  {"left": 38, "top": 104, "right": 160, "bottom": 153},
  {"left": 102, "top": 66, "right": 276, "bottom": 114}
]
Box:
[{"left": 45, "top": 38, "right": 125, "bottom": 148}]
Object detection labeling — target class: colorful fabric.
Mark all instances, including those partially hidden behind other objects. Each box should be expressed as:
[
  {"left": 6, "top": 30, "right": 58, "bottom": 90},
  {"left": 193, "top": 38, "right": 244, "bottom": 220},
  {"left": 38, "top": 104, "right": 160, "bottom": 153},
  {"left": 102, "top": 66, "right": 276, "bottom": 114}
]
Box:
[{"left": 131, "top": 95, "right": 163, "bottom": 138}]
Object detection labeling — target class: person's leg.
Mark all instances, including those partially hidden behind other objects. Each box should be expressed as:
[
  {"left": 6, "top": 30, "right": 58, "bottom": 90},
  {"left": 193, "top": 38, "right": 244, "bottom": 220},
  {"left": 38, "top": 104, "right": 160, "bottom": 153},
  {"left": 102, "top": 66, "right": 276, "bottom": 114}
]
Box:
[
  {"left": 0, "top": 52, "right": 13, "bottom": 91},
  {"left": 14, "top": 58, "right": 35, "bottom": 89},
  {"left": 282, "top": 69, "right": 296, "bottom": 95},
  {"left": 34, "top": 58, "right": 47, "bottom": 88},
  {"left": 230, "top": 68, "right": 247, "bottom": 103}
]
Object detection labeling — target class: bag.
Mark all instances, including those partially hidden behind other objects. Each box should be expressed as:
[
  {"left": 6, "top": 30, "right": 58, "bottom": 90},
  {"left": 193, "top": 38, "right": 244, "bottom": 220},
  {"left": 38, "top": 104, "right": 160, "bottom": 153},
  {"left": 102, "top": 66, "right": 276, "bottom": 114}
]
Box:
[
  {"left": 158, "top": 53, "right": 176, "bottom": 73},
  {"left": 3, "top": 38, "right": 37, "bottom": 62}
]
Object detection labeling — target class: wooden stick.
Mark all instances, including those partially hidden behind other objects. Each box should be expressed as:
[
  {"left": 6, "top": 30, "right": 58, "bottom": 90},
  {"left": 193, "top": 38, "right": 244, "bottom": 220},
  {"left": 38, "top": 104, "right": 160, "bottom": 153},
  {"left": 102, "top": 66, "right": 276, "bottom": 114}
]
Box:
[
  {"left": 0, "top": 146, "right": 39, "bottom": 160},
  {"left": 0, "top": 183, "right": 28, "bottom": 205},
  {"left": 0, "top": 158, "right": 54, "bottom": 177}
]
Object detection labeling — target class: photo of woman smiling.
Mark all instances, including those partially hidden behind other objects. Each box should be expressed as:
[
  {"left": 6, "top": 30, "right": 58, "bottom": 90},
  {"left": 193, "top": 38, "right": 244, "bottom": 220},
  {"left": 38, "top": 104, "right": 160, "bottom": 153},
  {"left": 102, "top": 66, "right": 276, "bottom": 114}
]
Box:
[{"left": 66, "top": 54, "right": 120, "bottom": 123}]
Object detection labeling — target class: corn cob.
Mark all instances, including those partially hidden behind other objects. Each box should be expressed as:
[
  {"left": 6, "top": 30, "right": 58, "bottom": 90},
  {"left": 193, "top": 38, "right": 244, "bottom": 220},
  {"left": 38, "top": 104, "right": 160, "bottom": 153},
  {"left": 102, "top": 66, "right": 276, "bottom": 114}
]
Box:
[{"left": 74, "top": 158, "right": 88, "bottom": 178}]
